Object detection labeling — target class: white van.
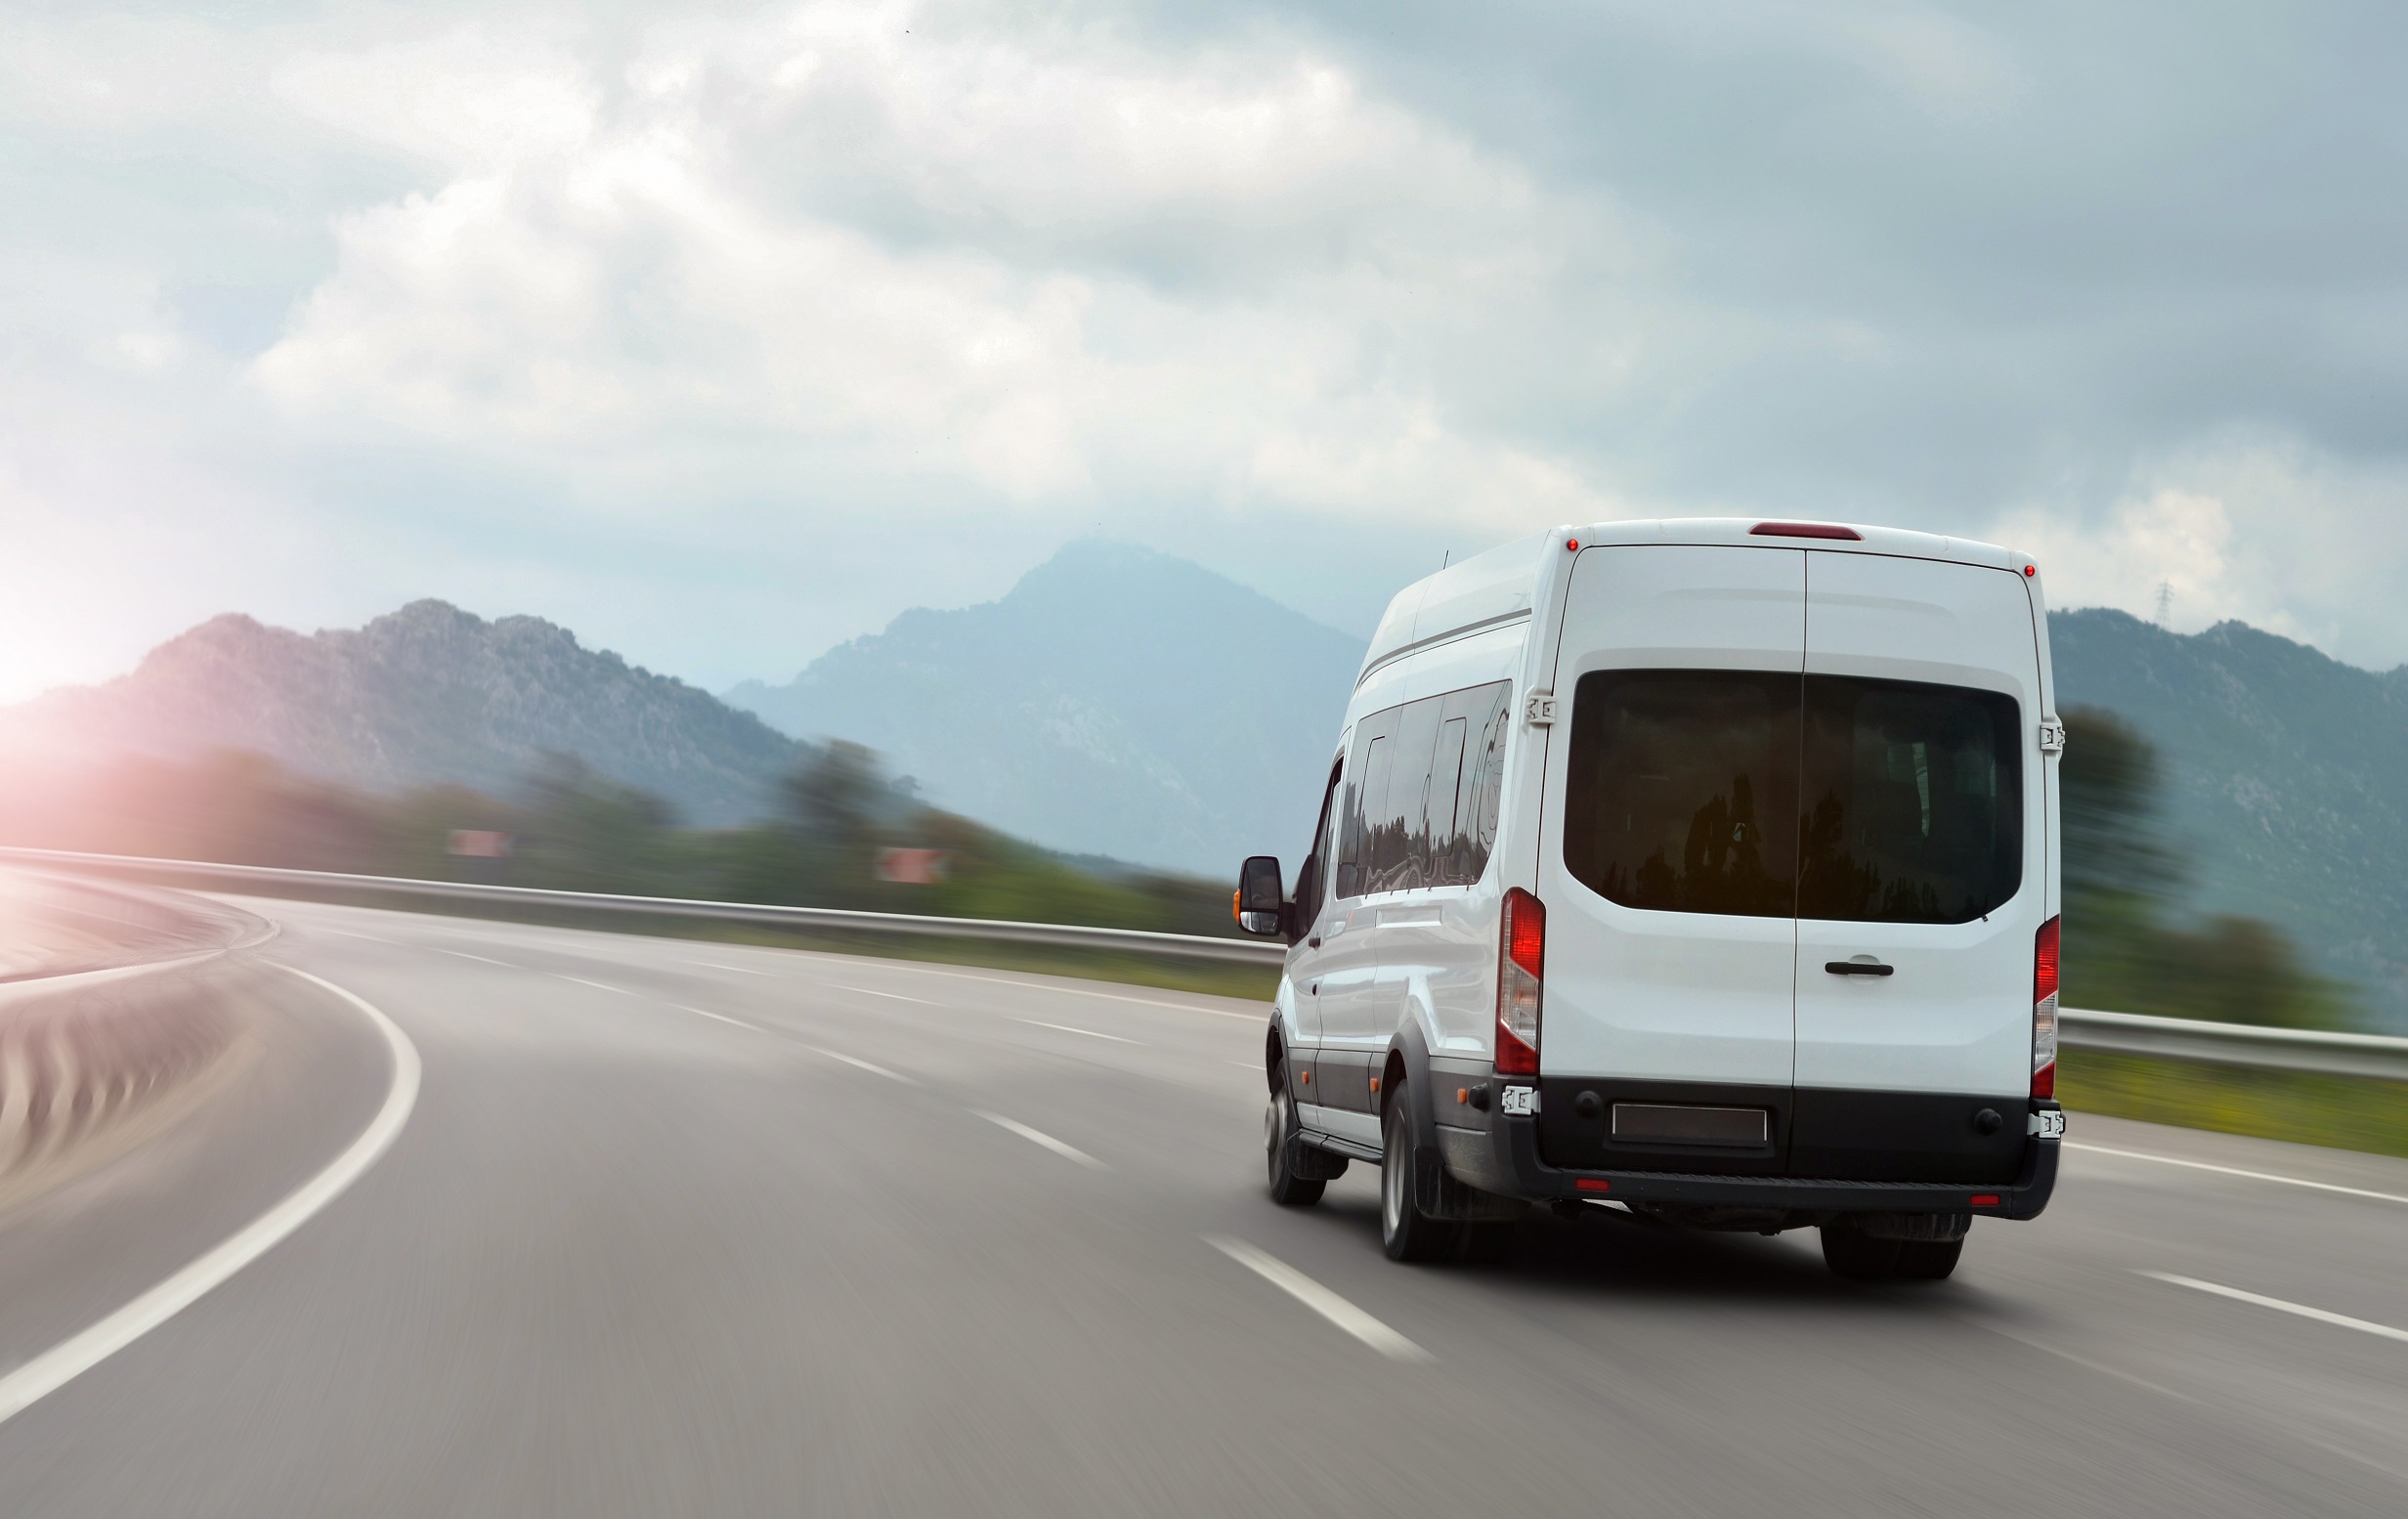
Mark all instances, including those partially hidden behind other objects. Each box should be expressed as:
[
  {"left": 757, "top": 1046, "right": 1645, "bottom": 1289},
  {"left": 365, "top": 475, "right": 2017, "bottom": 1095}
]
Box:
[{"left": 1236, "top": 519, "right": 2066, "bottom": 1280}]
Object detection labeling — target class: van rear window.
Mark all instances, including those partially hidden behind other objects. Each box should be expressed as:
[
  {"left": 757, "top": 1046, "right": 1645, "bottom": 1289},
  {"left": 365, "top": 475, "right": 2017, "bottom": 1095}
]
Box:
[
  {"left": 1798, "top": 676, "right": 2022, "bottom": 924},
  {"left": 1561, "top": 672, "right": 1800, "bottom": 917},
  {"left": 1563, "top": 671, "right": 2022, "bottom": 923}
]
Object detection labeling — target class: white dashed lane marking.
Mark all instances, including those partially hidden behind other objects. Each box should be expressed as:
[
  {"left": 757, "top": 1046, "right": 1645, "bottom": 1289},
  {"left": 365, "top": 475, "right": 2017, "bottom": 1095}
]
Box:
[
  {"left": 1207, "top": 1237, "right": 1431, "bottom": 1363},
  {"left": 1013, "top": 1019, "right": 1138, "bottom": 1045},
  {"left": 2140, "top": 1272, "right": 2408, "bottom": 1345},
  {"left": 976, "top": 1111, "right": 1108, "bottom": 1170}
]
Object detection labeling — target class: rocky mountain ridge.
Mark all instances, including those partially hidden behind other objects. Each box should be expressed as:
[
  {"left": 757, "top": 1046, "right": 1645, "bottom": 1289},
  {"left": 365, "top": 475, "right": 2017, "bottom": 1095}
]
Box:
[{"left": 0, "top": 599, "right": 805, "bottom": 826}]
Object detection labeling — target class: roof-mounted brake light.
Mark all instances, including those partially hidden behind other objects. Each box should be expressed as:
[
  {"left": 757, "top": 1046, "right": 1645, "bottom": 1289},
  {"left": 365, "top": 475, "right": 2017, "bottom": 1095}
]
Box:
[{"left": 1748, "top": 522, "right": 1862, "bottom": 541}]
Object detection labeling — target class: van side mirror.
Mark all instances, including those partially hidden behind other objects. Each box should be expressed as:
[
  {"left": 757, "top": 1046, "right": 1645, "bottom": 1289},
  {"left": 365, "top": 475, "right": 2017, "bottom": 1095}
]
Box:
[{"left": 1235, "top": 855, "right": 1285, "bottom": 937}]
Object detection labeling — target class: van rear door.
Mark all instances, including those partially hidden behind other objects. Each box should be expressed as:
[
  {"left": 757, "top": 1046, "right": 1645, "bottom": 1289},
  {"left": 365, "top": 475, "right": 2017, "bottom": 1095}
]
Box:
[
  {"left": 1790, "top": 551, "right": 2043, "bottom": 1183},
  {"left": 1533, "top": 544, "right": 1803, "bottom": 1175}
]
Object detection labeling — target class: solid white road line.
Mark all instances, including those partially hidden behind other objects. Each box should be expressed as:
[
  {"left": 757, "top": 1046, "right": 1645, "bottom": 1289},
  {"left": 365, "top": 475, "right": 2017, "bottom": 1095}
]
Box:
[
  {"left": 433, "top": 947, "right": 516, "bottom": 967},
  {"left": 554, "top": 975, "right": 628, "bottom": 995},
  {"left": 975, "top": 1111, "right": 1109, "bottom": 1170},
  {"left": 1206, "top": 1237, "right": 1432, "bottom": 1363},
  {"left": 1013, "top": 1019, "right": 1138, "bottom": 1044},
  {"left": 675, "top": 1004, "right": 771, "bottom": 1034},
  {"left": 2069, "top": 1142, "right": 2408, "bottom": 1208},
  {"left": 0, "top": 962, "right": 422, "bottom": 1427},
  {"left": 809, "top": 1047, "right": 917, "bottom": 1085},
  {"left": 317, "top": 928, "right": 398, "bottom": 944},
  {"left": 829, "top": 984, "right": 932, "bottom": 1004},
  {"left": 684, "top": 961, "right": 774, "bottom": 976},
  {"left": 2139, "top": 1272, "right": 2408, "bottom": 1345}
]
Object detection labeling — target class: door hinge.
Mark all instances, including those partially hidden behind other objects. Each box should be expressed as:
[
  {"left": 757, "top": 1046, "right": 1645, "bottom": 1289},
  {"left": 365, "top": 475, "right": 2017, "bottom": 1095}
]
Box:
[
  {"left": 2038, "top": 716, "right": 2067, "bottom": 755},
  {"left": 1525, "top": 690, "right": 1559, "bottom": 727}
]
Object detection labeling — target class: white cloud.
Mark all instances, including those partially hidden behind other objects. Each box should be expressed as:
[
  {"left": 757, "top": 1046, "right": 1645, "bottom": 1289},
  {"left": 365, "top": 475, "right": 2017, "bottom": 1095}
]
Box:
[
  {"left": 248, "top": 4, "right": 1625, "bottom": 523},
  {"left": 1994, "top": 435, "right": 2408, "bottom": 666}
]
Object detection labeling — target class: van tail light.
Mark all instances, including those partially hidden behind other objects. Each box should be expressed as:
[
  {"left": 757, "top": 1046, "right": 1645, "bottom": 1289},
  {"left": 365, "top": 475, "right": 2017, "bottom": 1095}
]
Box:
[
  {"left": 1496, "top": 889, "right": 1544, "bottom": 1076},
  {"left": 2032, "top": 915, "right": 2060, "bottom": 1100}
]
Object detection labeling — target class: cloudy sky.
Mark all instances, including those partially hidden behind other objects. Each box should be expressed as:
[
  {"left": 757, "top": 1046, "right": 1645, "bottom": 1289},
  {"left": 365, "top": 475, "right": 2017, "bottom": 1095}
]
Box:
[{"left": 4, "top": 0, "right": 2404, "bottom": 701}]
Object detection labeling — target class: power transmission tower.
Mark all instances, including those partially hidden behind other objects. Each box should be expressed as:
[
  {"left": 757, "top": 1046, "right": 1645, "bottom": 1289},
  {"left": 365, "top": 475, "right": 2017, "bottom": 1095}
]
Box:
[{"left": 2153, "top": 582, "right": 2173, "bottom": 627}]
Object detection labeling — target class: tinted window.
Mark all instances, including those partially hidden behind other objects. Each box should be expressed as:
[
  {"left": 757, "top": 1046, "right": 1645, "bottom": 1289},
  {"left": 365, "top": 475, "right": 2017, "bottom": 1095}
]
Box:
[
  {"left": 1797, "top": 676, "right": 2021, "bottom": 924},
  {"left": 1298, "top": 754, "right": 1345, "bottom": 924},
  {"left": 1336, "top": 709, "right": 1395, "bottom": 899},
  {"left": 1436, "top": 680, "right": 1512, "bottom": 887},
  {"left": 1367, "top": 696, "right": 1442, "bottom": 892},
  {"left": 1332, "top": 679, "right": 1513, "bottom": 897},
  {"left": 1562, "top": 671, "right": 1800, "bottom": 917}
]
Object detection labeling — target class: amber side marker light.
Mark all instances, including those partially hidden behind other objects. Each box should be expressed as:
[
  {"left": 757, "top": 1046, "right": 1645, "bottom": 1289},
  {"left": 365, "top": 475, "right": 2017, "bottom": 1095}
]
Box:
[{"left": 1749, "top": 522, "right": 1862, "bottom": 541}]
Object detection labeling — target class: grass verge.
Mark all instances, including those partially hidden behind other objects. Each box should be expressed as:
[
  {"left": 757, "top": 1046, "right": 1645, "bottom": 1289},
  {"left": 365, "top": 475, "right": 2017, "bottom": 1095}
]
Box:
[{"left": 2060, "top": 1049, "right": 2408, "bottom": 1160}]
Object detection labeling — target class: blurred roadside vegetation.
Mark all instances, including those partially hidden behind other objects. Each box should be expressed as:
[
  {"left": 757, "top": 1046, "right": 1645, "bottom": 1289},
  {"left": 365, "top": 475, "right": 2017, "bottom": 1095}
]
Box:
[
  {"left": 2060, "top": 706, "right": 2355, "bottom": 1030},
  {"left": 0, "top": 744, "right": 1260, "bottom": 966},
  {"left": 2059, "top": 1051, "right": 2408, "bottom": 1159}
]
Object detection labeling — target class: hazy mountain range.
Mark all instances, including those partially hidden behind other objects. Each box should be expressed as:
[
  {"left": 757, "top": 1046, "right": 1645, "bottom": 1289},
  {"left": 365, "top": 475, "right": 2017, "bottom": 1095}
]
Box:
[
  {"left": 6, "top": 546, "right": 2407, "bottom": 1026},
  {"left": 0, "top": 599, "right": 808, "bottom": 826},
  {"left": 724, "top": 541, "right": 1364, "bottom": 875}
]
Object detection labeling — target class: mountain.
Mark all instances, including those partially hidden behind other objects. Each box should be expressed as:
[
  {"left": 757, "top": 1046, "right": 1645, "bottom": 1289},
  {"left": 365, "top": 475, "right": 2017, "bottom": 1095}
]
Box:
[
  {"left": 0, "top": 600, "right": 805, "bottom": 826},
  {"left": 725, "top": 541, "right": 1366, "bottom": 876},
  {"left": 2051, "top": 608, "right": 2408, "bottom": 1029}
]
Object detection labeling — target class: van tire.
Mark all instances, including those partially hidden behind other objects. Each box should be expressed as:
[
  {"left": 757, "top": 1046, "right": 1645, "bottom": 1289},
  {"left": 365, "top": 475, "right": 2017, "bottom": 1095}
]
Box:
[
  {"left": 1820, "top": 1221, "right": 1903, "bottom": 1280},
  {"left": 1266, "top": 1078, "right": 1325, "bottom": 1206},
  {"left": 1381, "top": 1080, "right": 1461, "bottom": 1262},
  {"left": 1892, "top": 1237, "right": 1964, "bottom": 1280}
]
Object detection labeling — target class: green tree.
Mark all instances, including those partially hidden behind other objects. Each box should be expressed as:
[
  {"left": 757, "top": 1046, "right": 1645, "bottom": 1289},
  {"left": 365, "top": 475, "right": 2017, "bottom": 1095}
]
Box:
[{"left": 2060, "top": 707, "right": 2349, "bottom": 1029}]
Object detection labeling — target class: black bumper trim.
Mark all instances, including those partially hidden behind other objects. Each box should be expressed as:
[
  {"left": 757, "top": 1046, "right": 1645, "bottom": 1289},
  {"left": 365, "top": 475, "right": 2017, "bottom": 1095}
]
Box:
[{"left": 1492, "top": 1104, "right": 2060, "bottom": 1220}]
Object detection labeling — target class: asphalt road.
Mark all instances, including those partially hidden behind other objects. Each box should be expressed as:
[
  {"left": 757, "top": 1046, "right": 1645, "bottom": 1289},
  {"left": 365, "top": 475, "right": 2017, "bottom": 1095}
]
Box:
[{"left": 2, "top": 897, "right": 2404, "bottom": 1517}]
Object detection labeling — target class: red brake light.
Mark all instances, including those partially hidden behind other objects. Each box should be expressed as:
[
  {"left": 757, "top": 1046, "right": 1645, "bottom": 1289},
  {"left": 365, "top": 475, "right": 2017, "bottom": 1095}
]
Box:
[
  {"left": 2032, "top": 915, "right": 2060, "bottom": 1100},
  {"left": 1748, "top": 522, "right": 1862, "bottom": 541},
  {"left": 1496, "top": 889, "right": 1544, "bottom": 1077}
]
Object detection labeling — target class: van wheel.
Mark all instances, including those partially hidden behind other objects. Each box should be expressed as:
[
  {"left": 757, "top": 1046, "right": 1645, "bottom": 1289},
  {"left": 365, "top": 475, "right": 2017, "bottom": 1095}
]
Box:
[
  {"left": 1892, "top": 1237, "right": 1963, "bottom": 1280},
  {"left": 1381, "top": 1080, "right": 1461, "bottom": 1262},
  {"left": 1820, "top": 1221, "right": 1903, "bottom": 1280},
  {"left": 1266, "top": 1077, "right": 1325, "bottom": 1206}
]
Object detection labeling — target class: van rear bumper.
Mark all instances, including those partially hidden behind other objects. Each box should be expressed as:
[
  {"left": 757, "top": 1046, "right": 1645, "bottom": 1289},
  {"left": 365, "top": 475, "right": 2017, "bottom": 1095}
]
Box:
[{"left": 1474, "top": 1108, "right": 2059, "bottom": 1221}]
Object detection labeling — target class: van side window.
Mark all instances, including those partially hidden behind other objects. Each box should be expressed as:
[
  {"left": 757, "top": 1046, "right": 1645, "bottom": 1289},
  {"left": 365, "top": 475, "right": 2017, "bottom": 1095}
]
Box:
[
  {"left": 1370, "top": 696, "right": 1442, "bottom": 892},
  {"left": 1297, "top": 753, "right": 1345, "bottom": 925},
  {"left": 1444, "top": 679, "right": 1513, "bottom": 886},
  {"left": 1334, "top": 678, "right": 1512, "bottom": 897},
  {"left": 1562, "top": 670, "right": 1801, "bottom": 917},
  {"left": 1336, "top": 709, "right": 1396, "bottom": 899}
]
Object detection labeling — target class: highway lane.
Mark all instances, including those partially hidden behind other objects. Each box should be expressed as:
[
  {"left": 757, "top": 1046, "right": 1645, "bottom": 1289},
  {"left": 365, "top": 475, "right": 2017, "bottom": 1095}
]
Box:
[{"left": 1, "top": 897, "right": 2404, "bottom": 1516}]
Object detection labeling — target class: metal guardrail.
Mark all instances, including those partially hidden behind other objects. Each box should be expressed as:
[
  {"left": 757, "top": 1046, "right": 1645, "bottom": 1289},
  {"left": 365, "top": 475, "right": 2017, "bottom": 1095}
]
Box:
[
  {"left": 0, "top": 846, "right": 1287, "bottom": 968},
  {"left": 6, "top": 847, "right": 2406, "bottom": 1080},
  {"left": 2059, "top": 1007, "right": 2408, "bottom": 1083}
]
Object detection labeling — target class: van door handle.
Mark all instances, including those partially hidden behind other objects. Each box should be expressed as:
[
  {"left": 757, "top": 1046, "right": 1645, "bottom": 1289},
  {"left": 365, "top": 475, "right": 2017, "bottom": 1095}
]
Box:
[
  {"left": 1309, "top": 935, "right": 1322, "bottom": 949},
  {"left": 1825, "top": 960, "right": 1895, "bottom": 976}
]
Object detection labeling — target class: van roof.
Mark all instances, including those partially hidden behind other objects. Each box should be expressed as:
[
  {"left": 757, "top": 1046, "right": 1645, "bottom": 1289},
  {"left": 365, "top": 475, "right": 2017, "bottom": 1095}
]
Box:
[{"left": 1359, "top": 518, "right": 2028, "bottom": 685}]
